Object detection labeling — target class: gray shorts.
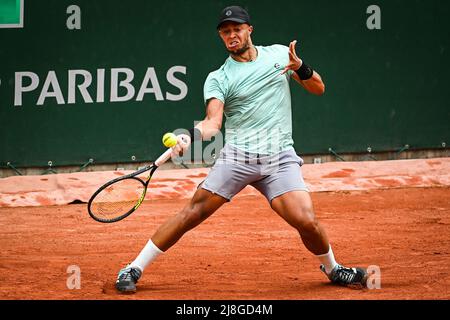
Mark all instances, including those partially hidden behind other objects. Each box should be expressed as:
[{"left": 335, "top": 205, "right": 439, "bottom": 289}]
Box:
[{"left": 201, "top": 144, "right": 308, "bottom": 202}]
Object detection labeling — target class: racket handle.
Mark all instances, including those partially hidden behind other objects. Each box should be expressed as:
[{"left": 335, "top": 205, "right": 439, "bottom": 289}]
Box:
[{"left": 154, "top": 148, "right": 173, "bottom": 167}]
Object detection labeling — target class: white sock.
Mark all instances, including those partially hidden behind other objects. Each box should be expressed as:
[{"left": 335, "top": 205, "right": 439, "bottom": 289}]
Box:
[
  {"left": 316, "top": 245, "right": 338, "bottom": 274},
  {"left": 129, "top": 239, "right": 163, "bottom": 273}
]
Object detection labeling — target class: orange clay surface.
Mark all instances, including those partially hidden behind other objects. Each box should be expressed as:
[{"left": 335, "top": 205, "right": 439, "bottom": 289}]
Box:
[{"left": 0, "top": 158, "right": 449, "bottom": 299}]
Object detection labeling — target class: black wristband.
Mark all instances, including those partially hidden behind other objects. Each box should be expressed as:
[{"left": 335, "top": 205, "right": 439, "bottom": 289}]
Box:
[
  {"left": 295, "top": 61, "right": 314, "bottom": 80},
  {"left": 188, "top": 127, "right": 202, "bottom": 141}
]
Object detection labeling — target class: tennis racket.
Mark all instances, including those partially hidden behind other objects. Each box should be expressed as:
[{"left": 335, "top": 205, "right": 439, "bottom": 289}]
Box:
[{"left": 87, "top": 147, "right": 174, "bottom": 223}]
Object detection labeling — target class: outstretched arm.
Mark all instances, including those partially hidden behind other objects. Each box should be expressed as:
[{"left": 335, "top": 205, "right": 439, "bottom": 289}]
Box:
[{"left": 281, "top": 40, "right": 325, "bottom": 96}]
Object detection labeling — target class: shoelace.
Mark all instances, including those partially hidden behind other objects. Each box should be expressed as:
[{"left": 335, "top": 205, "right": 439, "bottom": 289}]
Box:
[{"left": 334, "top": 267, "right": 356, "bottom": 283}]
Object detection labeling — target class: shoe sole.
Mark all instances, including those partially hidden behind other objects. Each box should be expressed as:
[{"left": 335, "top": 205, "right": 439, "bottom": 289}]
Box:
[
  {"left": 346, "top": 282, "right": 366, "bottom": 290},
  {"left": 116, "top": 285, "right": 137, "bottom": 293}
]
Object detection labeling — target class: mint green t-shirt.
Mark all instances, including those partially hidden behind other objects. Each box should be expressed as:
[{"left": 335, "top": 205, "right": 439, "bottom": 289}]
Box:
[{"left": 204, "top": 44, "right": 295, "bottom": 155}]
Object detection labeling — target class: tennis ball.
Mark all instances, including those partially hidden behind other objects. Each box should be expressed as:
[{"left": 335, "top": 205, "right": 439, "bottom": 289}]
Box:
[{"left": 162, "top": 132, "right": 177, "bottom": 148}]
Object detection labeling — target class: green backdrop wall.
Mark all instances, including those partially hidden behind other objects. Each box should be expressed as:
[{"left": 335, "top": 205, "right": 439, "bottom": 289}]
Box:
[{"left": 1, "top": 0, "right": 449, "bottom": 167}]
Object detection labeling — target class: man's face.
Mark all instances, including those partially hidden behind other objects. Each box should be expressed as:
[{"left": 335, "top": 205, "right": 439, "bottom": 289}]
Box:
[{"left": 218, "top": 22, "right": 253, "bottom": 55}]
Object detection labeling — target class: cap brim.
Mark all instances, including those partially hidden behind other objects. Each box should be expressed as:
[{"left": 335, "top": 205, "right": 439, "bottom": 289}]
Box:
[{"left": 217, "top": 18, "right": 248, "bottom": 29}]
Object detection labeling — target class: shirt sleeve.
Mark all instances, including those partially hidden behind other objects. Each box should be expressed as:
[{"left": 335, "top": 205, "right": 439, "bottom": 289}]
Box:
[{"left": 203, "top": 72, "right": 226, "bottom": 105}]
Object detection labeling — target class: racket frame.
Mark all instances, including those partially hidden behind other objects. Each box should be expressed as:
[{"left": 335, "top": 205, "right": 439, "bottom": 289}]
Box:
[{"left": 87, "top": 147, "right": 173, "bottom": 223}]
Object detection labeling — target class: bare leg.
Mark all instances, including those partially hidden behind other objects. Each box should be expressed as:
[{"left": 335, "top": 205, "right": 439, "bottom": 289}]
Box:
[
  {"left": 152, "top": 188, "right": 228, "bottom": 252},
  {"left": 116, "top": 188, "right": 227, "bottom": 292},
  {"left": 269, "top": 190, "right": 368, "bottom": 288},
  {"left": 270, "top": 190, "right": 329, "bottom": 255}
]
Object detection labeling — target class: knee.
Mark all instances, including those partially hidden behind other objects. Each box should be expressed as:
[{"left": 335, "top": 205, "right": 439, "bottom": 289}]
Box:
[
  {"left": 295, "top": 208, "right": 320, "bottom": 236},
  {"left": 179, "top": 205, "right": 207, "bottom": 230}
]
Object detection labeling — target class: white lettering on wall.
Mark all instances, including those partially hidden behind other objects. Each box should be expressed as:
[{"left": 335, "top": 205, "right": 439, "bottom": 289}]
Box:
[
  {"left": 110, "top": 68, "right": 135, "bottom": 102},
  {"left": 136, "top": 67, "right": 164, "bottom": 101},
  {"left": 66, "top": 5, "right": 81, "bottom": 30},
  {"left": 367, "top": 5, "right": 381, "bottom": 30},
  {"left": 15, "top": 72, "right": 39, "bottom": 106},
  {"left": 166, "top": 66, "right": 188, "bottom": 101},
  {"left": 37, "top": 71, "right": 65, "bottom": 105},
  {"left": 68, "top": 70, "right": 93, "bottom": 104},
  {"left": 13, "top": 66, "right": 188, "bottom": 106}
]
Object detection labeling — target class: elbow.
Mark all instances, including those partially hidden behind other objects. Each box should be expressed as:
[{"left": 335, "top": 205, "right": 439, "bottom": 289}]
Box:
[
  {"left": 314, "top": 83, "right": 325, "bottom": 96},
  {"left": 318, "top": 84, "right": 326, "bottom": 95}
]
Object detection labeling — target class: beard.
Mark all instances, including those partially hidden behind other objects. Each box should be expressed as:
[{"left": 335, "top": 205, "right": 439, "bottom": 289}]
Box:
[{"left": 227, "top": 39, "right": 251, "bottom": 56}]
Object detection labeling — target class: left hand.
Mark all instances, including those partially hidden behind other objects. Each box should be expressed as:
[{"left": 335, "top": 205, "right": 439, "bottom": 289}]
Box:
[{"left": 281, "top": 40, "right": 303, "bottom": 75}]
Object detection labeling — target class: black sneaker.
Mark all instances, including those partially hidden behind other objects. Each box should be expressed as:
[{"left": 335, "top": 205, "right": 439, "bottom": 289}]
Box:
[
  {"left": 115, "top": 265, "right": 142, "bottom": 293},
  {"left": 321, "top": 264, "right": 367, "bottom": 289}
]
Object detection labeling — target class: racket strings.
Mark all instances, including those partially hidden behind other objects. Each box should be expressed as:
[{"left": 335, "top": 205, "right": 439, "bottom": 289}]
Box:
[{"left": 90, "top": 179, "right": 145, "bottom": 219}]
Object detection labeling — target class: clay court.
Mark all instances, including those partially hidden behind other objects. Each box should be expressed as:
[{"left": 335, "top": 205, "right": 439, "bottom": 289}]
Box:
[
  {"left": 1, "top": 0, "right": 449, "bottom": 303},
  {"left": 1, "top": 158, "right": 449, "bottom": 300}
]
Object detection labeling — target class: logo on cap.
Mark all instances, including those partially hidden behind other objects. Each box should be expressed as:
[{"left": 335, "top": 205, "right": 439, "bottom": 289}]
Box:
[{"left": 226, "top": 10, "right": 232, "bottom": 16}]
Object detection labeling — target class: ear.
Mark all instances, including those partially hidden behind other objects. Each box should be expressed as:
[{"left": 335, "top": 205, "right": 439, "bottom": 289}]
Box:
[
  {"left": 248, "top": 25, "right": 253, "bottom": 34},
  {"left": 218, "top": 29, "right": 225, "bottom": 40}
]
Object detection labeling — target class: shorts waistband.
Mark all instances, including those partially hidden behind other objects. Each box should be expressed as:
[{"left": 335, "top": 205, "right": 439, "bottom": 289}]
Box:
[{"left": 219, "top": 144, "right": 297, "bottom": 164}]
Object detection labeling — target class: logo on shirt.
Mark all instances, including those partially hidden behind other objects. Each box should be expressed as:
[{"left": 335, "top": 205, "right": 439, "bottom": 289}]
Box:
[{"left": 274, "top": 63, "right": 281, "bottom": 70}]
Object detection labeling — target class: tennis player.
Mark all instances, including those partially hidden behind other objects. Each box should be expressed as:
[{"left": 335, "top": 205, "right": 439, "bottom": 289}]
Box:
[{"left": 116, "top": 5, "right": 368, "bottom": 292}]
